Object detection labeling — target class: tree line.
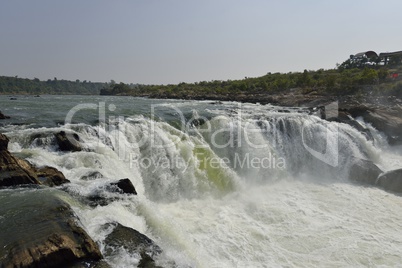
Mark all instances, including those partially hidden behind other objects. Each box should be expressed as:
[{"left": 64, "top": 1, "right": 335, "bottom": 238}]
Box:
[
  {"left": 100, "top": 65, "right": 402, "bottom": 99},
  {"left": 0, "top": 76, "right": 106, "bottom": 95}
]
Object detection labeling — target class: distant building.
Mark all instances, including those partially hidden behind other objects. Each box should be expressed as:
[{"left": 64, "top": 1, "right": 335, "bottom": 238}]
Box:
[
  {"left": 340, "top": 50, "right": 402, "bottom": 70},
  {"left": 379, "top": 51, "right": 402, "bottom": 66},
  {"left": 354, "top": 51, "right": 378, "bottom": 59},
  {"left": 348, "top": 51, "right": 379, "bottom": 67}
]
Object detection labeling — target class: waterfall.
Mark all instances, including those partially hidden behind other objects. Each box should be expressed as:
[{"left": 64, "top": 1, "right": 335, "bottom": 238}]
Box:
[{"left": 2, "top": 96, "right": 402, "bottom": 267}]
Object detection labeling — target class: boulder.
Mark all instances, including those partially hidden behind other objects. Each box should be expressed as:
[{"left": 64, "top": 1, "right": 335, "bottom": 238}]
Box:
[
  {"left": 348, "top": 159, "right": 383, "bottom": 186},
  {"left": 54, "top": 131, "right": 82, "bottom": 152},
  {"left": 110, "top": 178, "right": 137, "bottom": 195},
  {"left": 344, "top": 105, "right": 402, "bottom": 145},
  {"left": 362, "top": 109, "right": 402, "bottom": 145},
  {"left": 81, "top": 171, "right": 104, "bottom": 181},
  {"left": 36, "top": 166, "right": 70, "bottom": 186},
  {"left": 0, "top": 133, "right": 9, "bottom": 150},
  {"left": 104, "top": 223, "right": 162, "bottom": 267},
  {"left": 0, "top": 150, "right": 40, "bottom": 187},
  {"left": 0, "top": 133, "right": 69, "bottom": 188},
  {"left": 0, "top": 111, "right": 10, "bottom": 119},
  {"left": 376, "top": 169, "right": 402, "bottom": 193},
  {"left": 87, "top": 179, "right": 137, "bottom": 207},
  {"left": 0, "top": 189, "right": 102, "bottom": 267}
]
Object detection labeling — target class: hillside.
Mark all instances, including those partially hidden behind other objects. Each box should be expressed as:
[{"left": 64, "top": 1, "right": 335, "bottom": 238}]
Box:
[{"left": 100, "top": 66, "right": 402, "bottom": 101}]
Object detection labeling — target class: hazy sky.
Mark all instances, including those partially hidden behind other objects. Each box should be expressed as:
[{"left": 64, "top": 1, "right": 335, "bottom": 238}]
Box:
[{"left": 1, "top": 0, "right": 401, "bottom": 84}]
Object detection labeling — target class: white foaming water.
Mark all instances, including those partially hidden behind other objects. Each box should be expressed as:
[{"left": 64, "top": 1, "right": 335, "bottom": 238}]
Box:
[{"left": 3, "top": 97, "right": 402, "bottom": 267}]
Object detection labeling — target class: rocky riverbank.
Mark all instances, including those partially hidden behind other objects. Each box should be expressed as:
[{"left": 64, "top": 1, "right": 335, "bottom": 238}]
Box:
[
  {"left": 142, "top": 91, "right": 402, "bottom": 145},
  {"left": 0, "top": 133, "right": 161, "bottom": 267}
]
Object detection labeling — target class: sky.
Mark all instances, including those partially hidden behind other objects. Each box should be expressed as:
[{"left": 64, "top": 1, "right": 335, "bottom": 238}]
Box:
[{"left": 0, "top": 0, "right": 401, "bottom": 85}]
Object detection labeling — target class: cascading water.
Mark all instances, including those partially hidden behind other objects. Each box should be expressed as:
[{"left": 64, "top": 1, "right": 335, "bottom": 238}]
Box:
[{"left": 1, "top": 95, "right": 402, "bottom": 267}]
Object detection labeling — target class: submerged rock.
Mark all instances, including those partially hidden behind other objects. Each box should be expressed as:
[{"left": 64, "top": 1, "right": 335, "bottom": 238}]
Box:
[
  {"left": 376, "top": 169, "right": 402, "bottom": 193},
  {"left": 0, "top": 110, "right": 10, "bottom": 119},
  {"left": 104, "top": 223, "right": 162, "bottom": 268},
  {"left": 54, "top": 131, "right": 82, "bottom": 152},
  {"left": 0, "top": 188, "right": 102, "bottom": 267},
  {"left": 110, "top": 178, "right": 137, "bottom": 195},
  {"left": 87, "top": 179, "right": 137, "bottom": 207},
  {"left": 348, "top": 159, "right": 383, "bottom": 186},
  {"left": 81, "top": 171, "right": 104, "bottom": 181}
]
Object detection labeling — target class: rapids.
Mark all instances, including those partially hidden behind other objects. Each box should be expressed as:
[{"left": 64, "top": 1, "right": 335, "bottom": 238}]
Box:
[{"left": 1, "top": 95, "right": 402, "bottom": 267}]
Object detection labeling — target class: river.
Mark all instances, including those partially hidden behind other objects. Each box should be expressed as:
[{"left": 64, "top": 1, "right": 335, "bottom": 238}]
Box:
[{"left": 1, "top": 95, "right": 402, "bottom": 267}]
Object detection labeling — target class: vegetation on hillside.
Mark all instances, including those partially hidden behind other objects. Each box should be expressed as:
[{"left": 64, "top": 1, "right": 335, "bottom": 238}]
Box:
[
  {"left": 1, "top": 54, "right": 402, "bottom": 98},
  {"left": 100, "top": 65, "right": 402, "bottom": 99},
  {"left": 0, "top": 76, "right": 106, "bottom": 95}
]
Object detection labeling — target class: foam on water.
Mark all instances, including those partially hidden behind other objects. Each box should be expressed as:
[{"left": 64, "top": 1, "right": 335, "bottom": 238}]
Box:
[{"left": 2, "top": 97, "right": 402, "bottom": 267}]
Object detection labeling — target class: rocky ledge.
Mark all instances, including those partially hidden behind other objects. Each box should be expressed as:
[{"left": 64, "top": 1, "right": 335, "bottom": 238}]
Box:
[
  {"left": 145, "top": 91, "right": 402, "bottom": 145},
  {"left": 270, "top": 94, "right": 402, "bottom": 145},
  {"left": 0, "top": 133, "right": 70, "bottom": 188},
  {"left": 0, "top": 132, "right": 162, "bottom": 267},
  {"left": 349, "top": 159, "right": 402, "bottom": 194},
  {"left": 0, "top": 188, "right": 102, "bottom": 268}
]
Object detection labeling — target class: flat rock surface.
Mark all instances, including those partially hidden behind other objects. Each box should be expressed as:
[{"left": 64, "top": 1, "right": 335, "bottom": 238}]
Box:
[{"left": 0, "top": 188, "right": 102, "bottom": 268}]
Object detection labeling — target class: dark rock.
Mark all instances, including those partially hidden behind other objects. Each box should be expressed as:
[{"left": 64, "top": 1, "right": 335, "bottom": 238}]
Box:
[
  {"left": 0, "top": 133, "right": 69, "bottom": 188},
  {"left": 110, "top": 178, "right": 137, "bottom": 195},
  {"left": 348, "top": 159, "right": 383, "bottom": 186},
  {"left": 104, "top": 223, "right": 162, "bottom": 267},
  {"left": 86, "top": 193, "right": 116, "bottom": 207},
  {"left": 36, "top": 166, "right": 70, "bottom": 186},
  {"left": 54, "top": 131, "right": 82, "bottom": 152},
  {"left": 0, "top": 148, "right": 40, "bottom": 187},
  {"left": 344, "top": 104, "right": 402, "bottom": 145},
  {"left": 81, "top": 171, "right": 104, "bottom": 181},
  {"left": 0, "top": 133, "right": 10, "bottom": 150},
  {"left": 376, "top": 169, "right": 402, "bottom": 193},
  {"left": 29, "top": 132, "right": 57, "bottom": 148},
  {"left": 190, "top": 118, "right": 206, "bottom": 127},
  {"left": 86, "top": 179, "right": 137, "bottom": 207},
  {"left": 0, "top": 111, "right": 10, "bottom": 119},
  {"left": 0, "top": 189, "right": 102, "bottom": 267},
  {"left": 362, "top": 109, "right": 402, "bottom": 145}
]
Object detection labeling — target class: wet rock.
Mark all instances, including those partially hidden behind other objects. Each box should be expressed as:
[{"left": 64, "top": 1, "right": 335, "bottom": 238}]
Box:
[
  {"left": 81, "top": 171, "right": 104, "bottom": 181},
  {"left": 87, "top": 179, "right": 137, "bottom": 207},
  {"left": 36, "top": 166, "right": 70, "bottom": 186},
  {"left": 0, "top": 133, "right": 69, "bottom": 188},
  {"left": 104, "top": 223, "right": 162, "bottom": 267},
  {"left": 0, "top": 188, "right": 102, "bottom": 267},
  {"left": 0, "top": 110, "right": 10, "bottom": 119},
  {"left": 110, "top": 178, "right": 137, "bottom": 195},
  {"left": 344, "top": 104, "right": 402, "bottom": 145},
  {"left": 348, "top": 159, "right": 383, "bottom": 186},
  {"left": 0, "top": 135, "right": 40, "bottom": 187},
  {"left": 362, "top": 109, "right": 402, "bottom": 145},
  {"left": 376, "top": 168, "right": 402, "bottom": 193},
  {"left": 190, "top": 118, "right": 206, "bottom": 127},
  {"left": 0, "top": 133, "right": 10, "bottom": 150},
  {"left": 54, "top": 131, "right": 82, "bottom": 152},
  {"left": 29, "top": 132, "right": 57, "bottom": 148}
]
